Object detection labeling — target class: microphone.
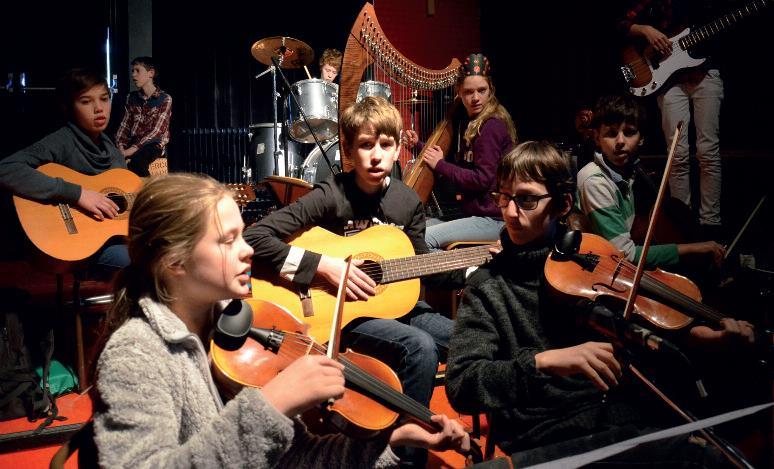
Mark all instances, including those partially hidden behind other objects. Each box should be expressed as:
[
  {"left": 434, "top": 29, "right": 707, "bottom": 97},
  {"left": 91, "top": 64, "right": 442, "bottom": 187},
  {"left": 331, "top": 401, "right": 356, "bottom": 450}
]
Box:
[
  {"left": 213, "top": 299, "right": 280, "bottom": 352},
  {"left": 575, "top": 298, "right": 681, "bottom": 355},
  {"left": 576, "top": 298, "right": 707, "bottom": 397}
]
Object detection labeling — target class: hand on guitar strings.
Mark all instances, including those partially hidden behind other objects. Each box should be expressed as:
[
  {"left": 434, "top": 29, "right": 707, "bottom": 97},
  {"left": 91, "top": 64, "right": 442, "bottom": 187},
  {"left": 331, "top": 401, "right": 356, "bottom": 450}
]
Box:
[
  {"left": 534, "top": 341, "right": 623, "bottom": 392},
  {"left": 77, "top": 188, "right": 120, "bottom": 220},
  {"left": 318, "top": 255, "right": 376, "bottom": 300},
  {"left": 260, "top": 355, "right": 346, "bottom": 417},
  {"left": 631, "top": 24, "right": 672, "bottom": 56}
]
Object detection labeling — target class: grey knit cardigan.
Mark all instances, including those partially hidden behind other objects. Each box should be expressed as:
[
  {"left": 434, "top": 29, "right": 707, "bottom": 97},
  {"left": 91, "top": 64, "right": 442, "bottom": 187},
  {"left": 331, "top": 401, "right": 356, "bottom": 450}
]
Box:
[{"left": 93, "top": 296, "right": 399, "bottom": 468}]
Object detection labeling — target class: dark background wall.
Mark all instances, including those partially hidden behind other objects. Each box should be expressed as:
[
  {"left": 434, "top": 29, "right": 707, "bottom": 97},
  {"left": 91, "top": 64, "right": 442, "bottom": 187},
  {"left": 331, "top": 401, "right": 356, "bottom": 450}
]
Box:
[{"left": 3, "top": 1, "right": 771, "bottom": 159}]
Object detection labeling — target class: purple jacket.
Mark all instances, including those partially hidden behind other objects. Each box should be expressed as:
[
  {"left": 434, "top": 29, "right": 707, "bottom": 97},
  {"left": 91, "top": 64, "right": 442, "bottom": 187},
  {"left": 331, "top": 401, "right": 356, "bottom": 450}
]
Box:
[{"left": 434, "top": 117, "right": 512, "bottom": 218}]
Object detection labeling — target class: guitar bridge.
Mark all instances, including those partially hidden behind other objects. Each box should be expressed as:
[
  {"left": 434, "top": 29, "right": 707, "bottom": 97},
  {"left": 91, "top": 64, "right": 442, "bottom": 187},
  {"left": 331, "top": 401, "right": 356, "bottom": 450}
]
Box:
[
  {"left": 58, "top": 204, "right": 77, "bottom": 234},
  {"left": 620, "top": 65, "right": 635, "bottom": 84}
]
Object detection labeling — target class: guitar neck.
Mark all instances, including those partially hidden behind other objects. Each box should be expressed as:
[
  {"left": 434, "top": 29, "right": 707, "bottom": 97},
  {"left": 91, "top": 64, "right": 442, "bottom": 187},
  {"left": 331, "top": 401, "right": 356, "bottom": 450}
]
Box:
[
  {"left": 680, "top": 0, "right": 769, "bottom": 50},
  {"left": 380, "top": 245, "right": 492, "bottom": 284}
]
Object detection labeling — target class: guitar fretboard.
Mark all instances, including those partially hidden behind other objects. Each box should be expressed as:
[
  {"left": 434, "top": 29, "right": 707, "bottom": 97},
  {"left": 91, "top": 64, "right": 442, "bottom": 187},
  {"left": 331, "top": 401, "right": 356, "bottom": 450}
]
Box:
[
  {"left": 679, "top": 0, "right": 769, "bottom": 49},
  {"left": 380, "top": 244, "right": 493, "bottom": 284}
]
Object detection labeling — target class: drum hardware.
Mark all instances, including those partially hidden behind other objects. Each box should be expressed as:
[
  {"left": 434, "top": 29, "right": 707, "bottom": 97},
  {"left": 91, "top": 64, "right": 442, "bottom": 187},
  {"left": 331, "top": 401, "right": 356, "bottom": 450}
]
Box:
[
  {"left": 270, "top": 55, "right": 339, "bottom": 181},
  {"left": 286, "top": 79, "right": 339, "bottom": 143},
  {"left": 248, "top": 123, "right": 307, "bottom": 182},
  {"left": 357, "top": 80, "right": 392, "bottom": 103},
  {"left": 251, "top": 36, "right": 314, "bottom": 178},
  {"left": 241, "top": 153, "right": 253, "bottom": 184}
]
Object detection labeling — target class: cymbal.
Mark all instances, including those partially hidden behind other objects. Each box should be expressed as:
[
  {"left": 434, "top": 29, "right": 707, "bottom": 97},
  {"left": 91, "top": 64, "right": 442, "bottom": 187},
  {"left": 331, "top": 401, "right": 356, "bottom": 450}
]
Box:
[
  {"left": 251, "top": 36, "right": 314, "bottom": 69},
  {"left": 394, "top": 98, "right": 431, "bottom": 105}
]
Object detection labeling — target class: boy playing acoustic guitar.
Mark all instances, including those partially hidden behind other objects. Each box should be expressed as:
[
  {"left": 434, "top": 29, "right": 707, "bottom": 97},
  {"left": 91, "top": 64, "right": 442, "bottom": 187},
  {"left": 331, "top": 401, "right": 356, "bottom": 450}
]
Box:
[
  {"left": 244, "top": 96, "right": 464, "bottom": 468},
  {"left": 0, "top": 68, "right": 129, "bottom": 272}
]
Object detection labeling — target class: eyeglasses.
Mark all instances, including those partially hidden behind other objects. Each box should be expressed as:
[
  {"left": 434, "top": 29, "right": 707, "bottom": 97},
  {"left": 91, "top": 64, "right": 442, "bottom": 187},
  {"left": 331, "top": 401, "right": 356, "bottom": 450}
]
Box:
[{"left": 490, "top": 191, "right": 552, "bottom": 210}]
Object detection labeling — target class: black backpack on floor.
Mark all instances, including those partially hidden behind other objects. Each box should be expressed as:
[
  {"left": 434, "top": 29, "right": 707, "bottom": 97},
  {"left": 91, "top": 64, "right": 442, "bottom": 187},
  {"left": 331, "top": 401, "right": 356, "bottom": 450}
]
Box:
[{"left": 0, "top": 290, "right": 56, "bottom": 427}]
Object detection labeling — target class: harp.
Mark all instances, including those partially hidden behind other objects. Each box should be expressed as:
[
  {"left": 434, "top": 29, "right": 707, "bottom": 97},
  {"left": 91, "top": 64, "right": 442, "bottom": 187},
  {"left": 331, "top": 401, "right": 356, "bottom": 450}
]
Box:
[{"left": 338, "top": 2, "right": 462, "bottom": 203}]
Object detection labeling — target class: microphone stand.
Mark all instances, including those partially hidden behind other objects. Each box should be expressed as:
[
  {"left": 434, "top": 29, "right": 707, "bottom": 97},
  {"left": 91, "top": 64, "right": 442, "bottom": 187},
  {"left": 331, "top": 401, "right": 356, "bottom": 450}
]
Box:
[
  {"left": 271, "top": 56, "right": 339, "bottom": 177},
  {"left": 254, "top": 62, "right": 284, "bottom": 177}
]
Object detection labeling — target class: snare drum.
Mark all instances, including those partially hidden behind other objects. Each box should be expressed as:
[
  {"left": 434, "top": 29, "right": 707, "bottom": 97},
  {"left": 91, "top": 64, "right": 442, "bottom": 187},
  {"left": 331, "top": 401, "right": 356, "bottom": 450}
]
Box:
[
  {"left": 300, "top": 139, "right": 341, "bottom": 183},
  {"left": 248, "top": 123, "right": 308, "bottom": 180},
  {"left": 286, "top": 79, "right": 339, "bottom": 144},
  {"left": 357, "top": 80, "right": 392, "bottom": 102}
]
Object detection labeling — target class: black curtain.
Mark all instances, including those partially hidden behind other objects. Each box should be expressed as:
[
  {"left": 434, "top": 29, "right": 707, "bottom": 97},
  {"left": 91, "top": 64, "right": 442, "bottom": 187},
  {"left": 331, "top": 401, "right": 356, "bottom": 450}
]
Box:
[{"left": 480, "top": 0, "right": 774, "bottom": 154}]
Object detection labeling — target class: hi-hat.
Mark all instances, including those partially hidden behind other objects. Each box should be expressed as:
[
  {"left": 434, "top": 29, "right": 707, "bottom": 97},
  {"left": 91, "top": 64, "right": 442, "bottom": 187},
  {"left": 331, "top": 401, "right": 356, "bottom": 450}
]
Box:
[{"left": 251, "top": 36, "right": 314, "bottom": 69}]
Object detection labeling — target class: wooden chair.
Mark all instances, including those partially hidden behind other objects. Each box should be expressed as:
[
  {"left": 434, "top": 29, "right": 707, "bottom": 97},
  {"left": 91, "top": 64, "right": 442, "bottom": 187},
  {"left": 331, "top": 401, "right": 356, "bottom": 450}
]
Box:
[{"left": 443, "top": 240, "right": 494, "bottom": 318}]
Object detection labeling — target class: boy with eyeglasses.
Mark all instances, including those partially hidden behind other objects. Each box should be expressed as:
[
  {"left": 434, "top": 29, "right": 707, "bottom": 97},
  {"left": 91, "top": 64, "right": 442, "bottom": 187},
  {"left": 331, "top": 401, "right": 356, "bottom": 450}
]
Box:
[
  {"left": 576, "top": 94, "right": 723, "bottom": 270},
  {"left": 445, "top": 140, "right": 754, "bottom": 465}
]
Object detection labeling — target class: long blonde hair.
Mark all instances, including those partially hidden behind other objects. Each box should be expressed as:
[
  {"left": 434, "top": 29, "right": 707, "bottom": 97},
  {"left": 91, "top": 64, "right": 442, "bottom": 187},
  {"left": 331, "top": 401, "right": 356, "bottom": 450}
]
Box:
[
  {"left": 92, "top": 174, "right": 231, "bottom": 382},
  {"left": 457, "top": 75, "right": 518, "bottom": 147}
]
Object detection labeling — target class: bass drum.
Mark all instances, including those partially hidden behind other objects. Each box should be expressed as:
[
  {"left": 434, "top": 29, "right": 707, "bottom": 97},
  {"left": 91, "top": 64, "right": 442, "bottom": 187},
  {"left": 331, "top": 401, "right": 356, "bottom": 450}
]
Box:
[
  {"left": 248, "top": 123, "right": 309, "bottom": 180},
  {"left": 299, "top": 138, "right": 402, "bottom": 184},
  {"left": 300, "top": 139, "right": 341, "bottom": 183}
]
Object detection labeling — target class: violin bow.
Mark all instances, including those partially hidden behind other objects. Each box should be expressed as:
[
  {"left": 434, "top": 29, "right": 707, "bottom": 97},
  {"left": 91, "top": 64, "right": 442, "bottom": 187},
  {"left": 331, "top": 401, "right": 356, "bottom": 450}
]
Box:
[
  {"left": 621, "top": 121, "right": 683, "bottom": 322},
  {"left": 617, "top": 123, "right": 755, "bottom": 468},
  {"left": 724, "top": 195, "right": 767, "bottom": 260},
  {"left": 327, "top": 255, "right": 353, "bottom": 361}
]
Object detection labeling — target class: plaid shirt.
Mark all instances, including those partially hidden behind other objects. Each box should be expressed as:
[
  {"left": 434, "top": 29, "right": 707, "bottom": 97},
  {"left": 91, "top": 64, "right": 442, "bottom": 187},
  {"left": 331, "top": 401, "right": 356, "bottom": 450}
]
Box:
[
  {"left": 115, "top": 88, "right": 172, "bottom": 151},
  {"left": 618, "top": 0, "right": 673, "bottom": 35},
  {"left": 618, "top": 0, "right": 734, "bottom": 36}
]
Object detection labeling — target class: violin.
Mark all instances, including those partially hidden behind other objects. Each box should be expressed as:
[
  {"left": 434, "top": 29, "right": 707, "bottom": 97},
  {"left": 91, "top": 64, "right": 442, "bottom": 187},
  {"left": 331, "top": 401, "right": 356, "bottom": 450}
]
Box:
[
  {"left": 545, "top": 230, "right": 726, "bottom": 331},
  {"left": 210, "top": 298, "right": 457, "bottom": 440}
]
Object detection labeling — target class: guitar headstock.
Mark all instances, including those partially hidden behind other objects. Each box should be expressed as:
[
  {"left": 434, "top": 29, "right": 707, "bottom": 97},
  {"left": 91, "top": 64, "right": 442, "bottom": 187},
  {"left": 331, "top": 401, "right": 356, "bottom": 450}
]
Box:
[{"left": 226, "top": 183, "right": 257, "bottom": 208}]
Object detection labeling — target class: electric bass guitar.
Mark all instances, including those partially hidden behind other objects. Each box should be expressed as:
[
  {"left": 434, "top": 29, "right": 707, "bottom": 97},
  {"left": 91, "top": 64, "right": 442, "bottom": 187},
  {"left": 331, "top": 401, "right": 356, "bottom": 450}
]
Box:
[
  {"left": 13, "top": 163, "right": 142, "bottom": 265},
  {"left": 250, "top": 224, "right": 494, "bottom": 342},
  {"left": 621, "top": 0, "right": 770, "bottom": 97}
]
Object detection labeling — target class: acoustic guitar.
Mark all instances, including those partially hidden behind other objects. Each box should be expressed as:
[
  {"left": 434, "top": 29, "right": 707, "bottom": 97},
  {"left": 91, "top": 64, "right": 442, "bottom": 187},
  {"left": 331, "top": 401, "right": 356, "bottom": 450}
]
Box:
[
  {"left": 13, "top": 163, "right": 142, "bottom": 264},
  {"left": 250, "top": 224, "right": 494, "bottom": 342},
  {"left": 621, "top": 0, "right": 770, "bottom": 97}
]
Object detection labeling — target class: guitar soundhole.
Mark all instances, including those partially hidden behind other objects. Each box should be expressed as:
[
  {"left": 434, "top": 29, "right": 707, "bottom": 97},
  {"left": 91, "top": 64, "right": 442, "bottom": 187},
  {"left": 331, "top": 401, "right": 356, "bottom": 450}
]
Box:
[
  {"left": 106, "top": 192, "right": 129, "bottom": 214},
  {"left": 361, "top": 260, "right": 383, "bottom": 284}
]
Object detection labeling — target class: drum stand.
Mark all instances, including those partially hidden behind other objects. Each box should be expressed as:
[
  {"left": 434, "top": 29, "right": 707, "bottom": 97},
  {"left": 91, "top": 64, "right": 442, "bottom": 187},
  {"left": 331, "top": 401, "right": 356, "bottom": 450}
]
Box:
[
  {"left": 271, "top": 56, "right": 338, "bottom": 177},
  {"left": 255, "top": 61, "right": 286, "bottom": 178}
]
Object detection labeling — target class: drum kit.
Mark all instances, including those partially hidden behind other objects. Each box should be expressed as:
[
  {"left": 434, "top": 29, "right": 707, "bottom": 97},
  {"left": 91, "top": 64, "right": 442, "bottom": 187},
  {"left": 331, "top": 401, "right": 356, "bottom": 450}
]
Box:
[{"left": 246, "top": 36, "right": 392, "bottom": 188}]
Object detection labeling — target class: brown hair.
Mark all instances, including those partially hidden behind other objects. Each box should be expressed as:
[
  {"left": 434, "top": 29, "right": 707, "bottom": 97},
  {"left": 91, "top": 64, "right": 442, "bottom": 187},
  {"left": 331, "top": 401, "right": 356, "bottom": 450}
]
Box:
[
  {"left": 55, "top": 68, "right": 109, "bottom": 118},
  {"left": 592, "top": 94, "right": 646, "bottom": 130},
  {"left": 319, "top": 48, "right": 343, "bottom": 71},
  {"left": 340, "top": 96, "right": 402, "bottom": 152},
  {"left": 91, "top": 173, "right": 232, "bottom": 385},
  {"left": 497, "top": 141, "right": 575, "bottom": 207}
]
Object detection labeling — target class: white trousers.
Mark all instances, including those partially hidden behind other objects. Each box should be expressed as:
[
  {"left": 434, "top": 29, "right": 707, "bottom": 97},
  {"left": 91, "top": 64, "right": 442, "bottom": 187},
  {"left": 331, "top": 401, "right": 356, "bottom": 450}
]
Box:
[{"left": 657, "top": 69, "right": 724, "bottom": 226}]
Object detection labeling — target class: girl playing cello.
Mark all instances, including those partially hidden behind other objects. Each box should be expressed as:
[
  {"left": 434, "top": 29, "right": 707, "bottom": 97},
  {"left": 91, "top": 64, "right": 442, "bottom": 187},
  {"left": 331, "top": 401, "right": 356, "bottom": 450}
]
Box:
[{"left": 91, "top": 173, "right": 468, "bottom": 467}]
